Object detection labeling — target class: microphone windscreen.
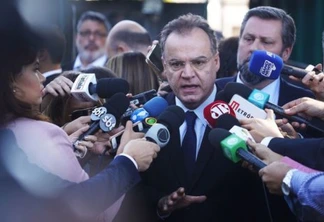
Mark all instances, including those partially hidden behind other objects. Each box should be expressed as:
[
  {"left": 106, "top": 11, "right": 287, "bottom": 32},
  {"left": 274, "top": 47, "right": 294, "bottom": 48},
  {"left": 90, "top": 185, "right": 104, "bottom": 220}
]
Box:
[
  {"left": 105, "top": 93, "right": 130, "bottom": 121},
  {"left": 96, "top": 78, "right": 130, "bottom": 98},
  {"left": 249, "top": 50, "right": 283, "bottom": 79},
  {"left": 143, "top": 97, "right": 168, "bottom": 117},
  {"left": 224, "top": 82, "right": 252, "bottom": 101},
  {"left": 215, "top": 90, "right": 226, "bottom": 101},
  {"left": 208, "top": 128, "right": 231, "bottom": 147},
  {"left": 158, "top": 105, "right": 185, "bottom": 131},
  {"left": 216, "top": 114, "right": 240, "bottom": 130}
]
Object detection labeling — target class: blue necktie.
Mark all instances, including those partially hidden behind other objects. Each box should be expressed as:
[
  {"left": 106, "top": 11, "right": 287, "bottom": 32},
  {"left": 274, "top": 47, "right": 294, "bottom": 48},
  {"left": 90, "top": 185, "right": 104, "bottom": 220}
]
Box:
[{"left": 182, "top": 111, "right": 197, "bottom": 178}]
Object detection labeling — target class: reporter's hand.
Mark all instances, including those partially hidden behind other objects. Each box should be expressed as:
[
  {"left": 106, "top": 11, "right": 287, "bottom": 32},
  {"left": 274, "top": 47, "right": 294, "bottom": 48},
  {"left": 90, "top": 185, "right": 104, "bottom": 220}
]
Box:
[
  {"left": 259, "top": 161, "right": 292, "bottom": 195},
  {"left": 157, "top": 187, "right": 206, "bottom": 216},
  {"left": 43, "top": 76, "right": 73, "bottom": 97},
  {"left": 117, "top": 121, "right": 144, "bottom": 155},
  {"left": 247, "top": 139, "right": 282, "bottom": 165},
  {"left": 240, "top": 109, "right": 283, "bottom": 142},
  {"left": 122, "top": 138, "right": 160, "bottom": 172},
  {"left": 69, "top": 125, "right": 97, "bottom": 155},
  {"left": 283, "top": 97, "right": 324, "bottom": 120},
  {"left": 63, "top": 116, "right": 91, "bottom": 135},
  {"left": 275, "top": 118, "right": 300, "bottom": 139}
]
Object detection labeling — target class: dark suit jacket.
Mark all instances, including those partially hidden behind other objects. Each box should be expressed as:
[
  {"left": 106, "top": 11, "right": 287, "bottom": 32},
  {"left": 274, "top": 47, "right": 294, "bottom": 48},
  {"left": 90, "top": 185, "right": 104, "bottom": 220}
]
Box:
[
  {"left": 114, "top": 90, "right": 296, "bottom": 222},
  {"left": 0, "top": 129, "right": 140, "bottom": 222},
  {"left": 269, "top": 137, "right": 324, "bottom": 171}
]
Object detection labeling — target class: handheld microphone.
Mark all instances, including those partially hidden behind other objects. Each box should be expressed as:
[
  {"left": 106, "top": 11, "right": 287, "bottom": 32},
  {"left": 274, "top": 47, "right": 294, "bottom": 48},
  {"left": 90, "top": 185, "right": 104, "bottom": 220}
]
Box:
[
  {"left": 73, "top": 93, "right": 129, "bottom": 157},
  {"left": 203, "top": 100, "right": 236, "bottom": 128},
  {"left": 109, "top": 97, "right": 168, "bottom": 151},
  {"left": 216, "top": 113, "right": 256, "bottom": 142},
  {"left": 208, "top": 128, "right": 266, "bottom": 171},
  {"left": 249, "top": 50, "right": 321, "bottom": 79},
  {"left": 224, "top": 82, "right": 324, "bottom": 133},
  {"left": 71, "top": 74, "right": 129, "bottom": 102},
  {"left": 145, "top": 123, "right": 170, "bottom": 148},
  {"left": 129, "top": 89, "right": 157, "bottom": 106}
]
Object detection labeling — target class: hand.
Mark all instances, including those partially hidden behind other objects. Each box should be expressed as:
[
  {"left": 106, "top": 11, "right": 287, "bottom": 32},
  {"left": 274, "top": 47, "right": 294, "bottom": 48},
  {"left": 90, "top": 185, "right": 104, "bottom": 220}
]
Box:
[
  {"left": 157, "top": 81, "right": 171, "bottom": 96},
  {"left": 122, "top": 138, "right": 160, "bottom": 172},
  {"left": 157, "top": 187, "right": 206, "bottom": 216},
  {"left": 240, "top": 109, "right": 284, "bottom": 143},
  {"left": 259, "top": 161, "right": 293, "bottom": 195},
  {"left": 43, "top": 76, "right": 73, "bottom": 97},
  {"left": 275, "top": 118, "right": 300, "bottom": 139},
  {"left": 283, "top": 97, "right": 324, "bottom": 120},
  {"left": 63, "top": 116, "right": 91, "bottom": 135},
  {"left": 247, "top": 139, "right": 282, "bottom": 165},
  {"left": 300, "top": 64, "right": 324, "bottom": 101},
  {"left": 69, "top": 125, "right": 97, "bottom": 157},
  {"left": 117, "top": 121, "right": 145, "bottom": 155}
]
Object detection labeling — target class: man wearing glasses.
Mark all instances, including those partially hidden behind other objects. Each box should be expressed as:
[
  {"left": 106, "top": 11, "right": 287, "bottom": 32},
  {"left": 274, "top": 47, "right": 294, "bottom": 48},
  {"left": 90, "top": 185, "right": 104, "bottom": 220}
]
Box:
[{"left": 73, "top": 11, "right": 111, "bottom": 70}]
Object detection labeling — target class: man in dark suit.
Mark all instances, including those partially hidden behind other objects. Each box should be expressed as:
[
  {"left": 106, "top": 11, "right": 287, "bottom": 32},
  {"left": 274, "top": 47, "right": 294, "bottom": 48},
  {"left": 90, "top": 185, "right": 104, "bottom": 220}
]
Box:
[
  {"left": 37, "top": 25, "right": 66, "bottom": 86},
  {"left": 114, "top": 13, "right": 295, "bottom": 222},
  {"left": 215, "top": 7, "right": 314, "bottom": 107}
]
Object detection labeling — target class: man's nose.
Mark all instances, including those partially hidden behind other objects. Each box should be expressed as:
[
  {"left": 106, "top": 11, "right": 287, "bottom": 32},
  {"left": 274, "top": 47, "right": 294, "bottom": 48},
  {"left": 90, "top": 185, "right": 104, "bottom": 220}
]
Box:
[
  {"left": 250, "top": 39, "right": 264, "bottom": 52},
  {"left": 181, "top": 62, "right": 195, "bottom": 78}
]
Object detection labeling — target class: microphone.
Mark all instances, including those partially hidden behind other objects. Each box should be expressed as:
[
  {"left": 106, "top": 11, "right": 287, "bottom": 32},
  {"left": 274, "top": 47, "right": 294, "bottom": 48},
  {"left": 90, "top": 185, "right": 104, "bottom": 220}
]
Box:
[
  {"left": 129, "top": 89, "right": 157, "bottom": 106},
  {"left": 224, "top": 82, "right": 324, "bottom": 133},
  {"left": 130, "top": 96, "right": 168, "bottom": 124},
  {"left": 203, "top": 100, "right": 236, "bottom": 128},
  {"left": 109, "top": 97, "right": 168, "bottom": 151},
  {"left": 71, "top": 73, "right": 129, "bottom": 102},
  {"left": 216, "top": 113, "right": 256, "bottom": 142},
  {"left": 156, "top": 105, "right": 186, "bottom": 134},
  {"left": 144, "top": 123, "right": 170, "bottom": 148},
  {"left": 73, "top": 93, "right": 129, "bottom": 157},
  {"left": 208, "top": 128, "right": 266, "bottom": 171},
  {"left": 249, "top": 50, "right": 321, "bottom": 79}
]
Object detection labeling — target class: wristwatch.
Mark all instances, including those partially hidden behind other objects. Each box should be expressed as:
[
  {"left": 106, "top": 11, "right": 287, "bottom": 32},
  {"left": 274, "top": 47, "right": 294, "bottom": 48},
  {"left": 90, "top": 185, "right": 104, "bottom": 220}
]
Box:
[{"left": 281, "top": 169, "right": 298, "bottom": 196}]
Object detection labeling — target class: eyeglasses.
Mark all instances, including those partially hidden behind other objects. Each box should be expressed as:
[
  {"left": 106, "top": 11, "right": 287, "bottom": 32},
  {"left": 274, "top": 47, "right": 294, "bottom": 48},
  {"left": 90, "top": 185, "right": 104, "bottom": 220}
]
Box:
[
  {"left": 78, "top": 30, "right": 107, "bottom": 39},
  {"left": 164, "top": 55, "right": 215, "bottom": 72}
]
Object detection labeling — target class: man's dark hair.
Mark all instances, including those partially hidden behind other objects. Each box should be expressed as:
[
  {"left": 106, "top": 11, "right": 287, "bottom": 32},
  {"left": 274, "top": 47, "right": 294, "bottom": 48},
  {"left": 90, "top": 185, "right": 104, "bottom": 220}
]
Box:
[
  {"left": 160, "top": 13, "right": 218, "bottom": 56},
  {"left": 38, "top": 25, "right": 66, "bottom": 64},
  {"left": 217, "top": 36, "right": 239, "bottom": 78},
  {"left": 77, "top": 11, "right": 111, "bottom": 33},
  {"left": 240, "top": 6, "right": 296, "bottom": 50},
  {"left": 110, "top": 30, "right": 151, "bottom": 51}
]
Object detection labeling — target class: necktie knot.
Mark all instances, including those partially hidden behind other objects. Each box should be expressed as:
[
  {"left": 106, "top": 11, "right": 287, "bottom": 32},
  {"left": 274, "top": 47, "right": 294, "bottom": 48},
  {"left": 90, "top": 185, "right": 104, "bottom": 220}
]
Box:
[{"left": 185, "top": 111, "right": 197, "bottom": 128}]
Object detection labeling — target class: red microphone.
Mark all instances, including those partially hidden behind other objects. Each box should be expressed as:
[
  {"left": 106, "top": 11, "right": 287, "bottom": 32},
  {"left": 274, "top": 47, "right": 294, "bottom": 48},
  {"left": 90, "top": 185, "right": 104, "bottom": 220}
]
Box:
[{"left": 203, "top": 100, "right": 236, "bottom": 128}]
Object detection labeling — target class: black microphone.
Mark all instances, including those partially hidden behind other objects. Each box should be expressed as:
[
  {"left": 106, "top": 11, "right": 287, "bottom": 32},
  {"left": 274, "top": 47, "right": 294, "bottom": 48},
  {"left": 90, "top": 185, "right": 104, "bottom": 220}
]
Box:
[
  {"left": 208, "top": 128, "right": 266, "bottom": 171},
  {"left": 223, "top": 82, "right": 324, "bottom": 134},
  {"left": 71, "top": 76, "right": 130, "bottom": 102},
  {"left": 73, "top": 93, "right": 129, "bottom": 157}
]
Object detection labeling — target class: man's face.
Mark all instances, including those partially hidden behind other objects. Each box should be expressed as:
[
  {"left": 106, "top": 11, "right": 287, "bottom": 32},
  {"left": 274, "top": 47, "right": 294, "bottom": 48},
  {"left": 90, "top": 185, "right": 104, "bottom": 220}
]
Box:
[
  {"left": 237, "top": 16, "right": 292, "bottom": 86},
  {"left": 163, "top": 28, "right": 219, "bottom": 109},
  {"left": 76, "top": 20, "right": 108, "bottom": 64}
]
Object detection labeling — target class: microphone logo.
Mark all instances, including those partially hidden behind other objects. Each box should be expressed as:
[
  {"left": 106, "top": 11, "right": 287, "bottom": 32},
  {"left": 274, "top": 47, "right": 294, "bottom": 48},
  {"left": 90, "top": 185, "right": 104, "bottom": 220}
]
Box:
[
  {"left": 226, "top": 137, "right": 239, "bottom": 146},
  {"left": 259, "top": 60, "right": 276, "bottom": 77},
  {"left": 157, "top": 128, "right": 170, "bottom": 144},
  {"left": 229, "top": 101, "right": 239, "bottom": 111},
  {"left": 210, "top": 103, "right": 233, "bottom": 119},
  {"left": 76, "top": 75, "right": 87, "bottom": 90},
  {"left": 100, "top": 114, "right": 117, "bottom": 132}
]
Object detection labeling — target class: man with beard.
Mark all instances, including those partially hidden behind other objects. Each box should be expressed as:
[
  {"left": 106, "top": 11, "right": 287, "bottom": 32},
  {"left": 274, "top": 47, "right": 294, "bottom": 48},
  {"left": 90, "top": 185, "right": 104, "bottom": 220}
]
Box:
[
  {"left": 65, "top": 11, "right": 111, "bottom": 71},
  {"left": 216, "top": 6, "right": 314, "bottom": 107}
]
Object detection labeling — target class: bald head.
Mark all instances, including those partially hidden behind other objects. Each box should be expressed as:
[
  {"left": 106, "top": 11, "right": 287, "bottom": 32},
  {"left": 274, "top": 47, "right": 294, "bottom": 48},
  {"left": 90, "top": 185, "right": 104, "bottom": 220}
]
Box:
[{"left": 105, "top": 20, "right": 151, "bottom": 58}]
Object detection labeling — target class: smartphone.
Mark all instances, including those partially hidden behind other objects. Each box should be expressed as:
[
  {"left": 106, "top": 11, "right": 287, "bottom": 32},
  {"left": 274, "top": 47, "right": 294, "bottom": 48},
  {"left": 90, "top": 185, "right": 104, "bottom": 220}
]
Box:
[{"left": 146, "top": 43, "right": 164, "bottom": 76}]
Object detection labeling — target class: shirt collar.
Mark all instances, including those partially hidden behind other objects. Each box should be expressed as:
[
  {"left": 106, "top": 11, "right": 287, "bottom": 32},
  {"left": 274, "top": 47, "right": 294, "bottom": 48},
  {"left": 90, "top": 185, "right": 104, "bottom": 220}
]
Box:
[
  {"left": 236, "top": 72, "right": 281, "bottom": 105},
  {"left": 175, "top": 85, "right": 217, "bottom": 127},
  {"left": 42, "top": 69, "right": 62, "bottom": 78},
  {"left": 73, "top": 54, "right": 107, "bottom": 70}
]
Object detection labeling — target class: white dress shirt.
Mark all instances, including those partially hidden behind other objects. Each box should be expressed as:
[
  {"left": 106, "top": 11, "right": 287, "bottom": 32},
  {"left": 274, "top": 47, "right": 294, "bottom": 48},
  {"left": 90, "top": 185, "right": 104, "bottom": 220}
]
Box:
[
  {"left": 43, "top": 68, "right": 62, "bottom": 79},
  {"left": 73, "top": 54, "right": 107, "bottom": 70},
  {"left": 236, "top": 72, "right": 281, "bottom": 105},
  {"left": 176, "top": 85, "right": 217, "bottom": 159}
]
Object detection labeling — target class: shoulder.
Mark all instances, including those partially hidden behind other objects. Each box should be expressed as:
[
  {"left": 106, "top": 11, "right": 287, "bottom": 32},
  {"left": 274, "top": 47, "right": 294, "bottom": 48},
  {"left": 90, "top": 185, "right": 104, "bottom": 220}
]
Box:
[
  {"left": 215, "top": 76, "right": 236, "bottom": 91},
  {"left": 280, "top": 78, "right": 315, "bottom": 98}
]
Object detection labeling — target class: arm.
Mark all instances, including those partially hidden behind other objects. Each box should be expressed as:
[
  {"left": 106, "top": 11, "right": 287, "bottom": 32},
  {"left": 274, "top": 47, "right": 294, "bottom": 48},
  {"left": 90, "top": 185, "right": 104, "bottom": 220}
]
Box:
[{"left": 289, "top": 171, "right": 324, "bottom": 221}]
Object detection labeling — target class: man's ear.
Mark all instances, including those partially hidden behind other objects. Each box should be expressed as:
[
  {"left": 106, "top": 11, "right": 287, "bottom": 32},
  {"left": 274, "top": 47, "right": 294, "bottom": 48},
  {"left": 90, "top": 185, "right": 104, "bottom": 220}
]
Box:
[
  {"left": 282, "top": 47, "right": 292, "bottom": 62},
  {"left": 38, "top": 49, "right": 48, "bottom": 62}
]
